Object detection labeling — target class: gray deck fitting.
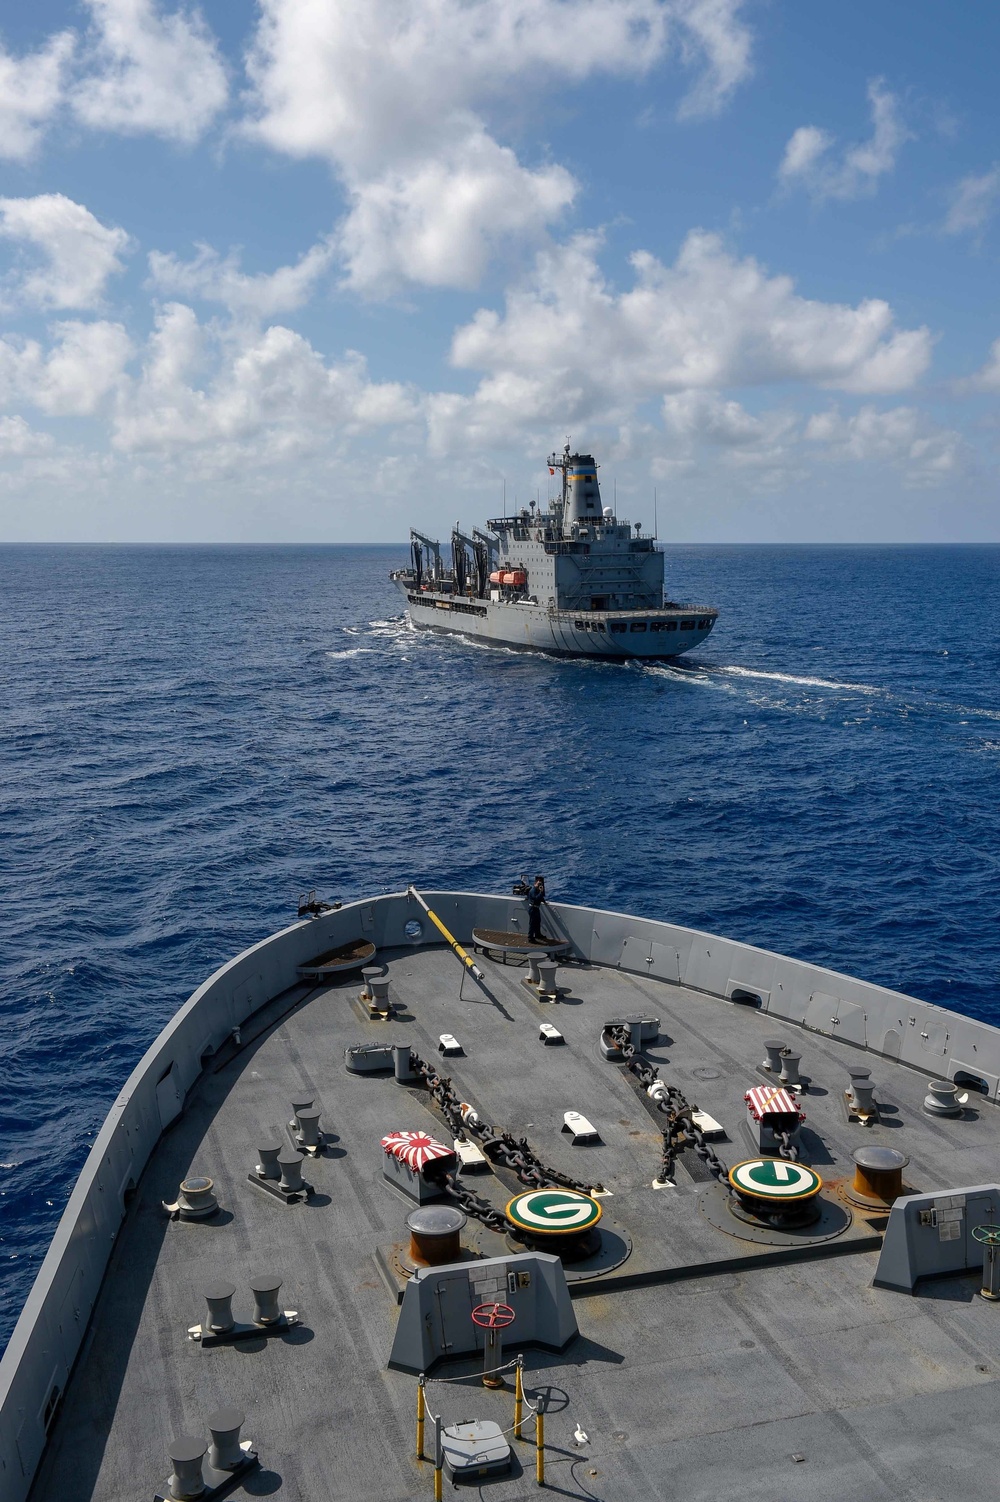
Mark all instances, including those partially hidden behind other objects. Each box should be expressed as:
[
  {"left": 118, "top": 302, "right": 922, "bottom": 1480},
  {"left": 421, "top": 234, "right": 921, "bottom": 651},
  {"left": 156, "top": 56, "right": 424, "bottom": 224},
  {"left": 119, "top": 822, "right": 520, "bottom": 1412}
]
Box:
[
  {"left": 246, "top": 1171, "right": 313, "bottom": 1203},
  {"left": 756, "top": 1061, "right": 810, "bottom": 1092},
  {"left": 839, "top": 1090, "right": 881, "bottom": 1127},
  {"left": 154, "top": 1451, "right": 259, "bottom": 1501},
  {"left": 187, "top": 1312, "right": 300, "bottom": 1347},
  {"left": 284, "top": 1122, "right": 329, "bottom": 1157}
]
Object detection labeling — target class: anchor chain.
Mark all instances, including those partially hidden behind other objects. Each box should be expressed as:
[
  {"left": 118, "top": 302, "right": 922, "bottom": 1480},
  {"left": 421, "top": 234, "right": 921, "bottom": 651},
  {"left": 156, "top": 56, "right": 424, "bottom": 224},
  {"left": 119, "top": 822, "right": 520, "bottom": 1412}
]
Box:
[
  {"left": 776, "top": 1128, "right": 799, "bottom": 1162},
  {"left": 406, "top": 1050, "right": 600, "bottom": 1232},
  {"left": 625, "top": 1057, "right": 730, "bottom": 1186},
  {"left": 605, "top": 1023, "right": 635, "bottom": 1059},
  {"left": 441, "top": 1176, "right": 510, "bottom": 1235}
]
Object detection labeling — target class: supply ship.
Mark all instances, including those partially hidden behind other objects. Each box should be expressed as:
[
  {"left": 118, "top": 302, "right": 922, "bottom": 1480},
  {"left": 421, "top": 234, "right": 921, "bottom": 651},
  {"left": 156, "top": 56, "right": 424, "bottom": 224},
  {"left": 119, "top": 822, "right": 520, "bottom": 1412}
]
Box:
[
  {"left": 390, "top": 445, "right": 717, "bottom": 657},
  {"left": 4, "top": 882, "right": 1000, "bottom": 1502}
]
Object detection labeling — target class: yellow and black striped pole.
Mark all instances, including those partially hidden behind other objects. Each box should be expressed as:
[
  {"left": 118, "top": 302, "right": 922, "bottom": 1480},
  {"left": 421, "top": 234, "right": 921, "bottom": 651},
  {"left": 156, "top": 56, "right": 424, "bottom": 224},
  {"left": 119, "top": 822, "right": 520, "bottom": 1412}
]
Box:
[{"left": 408, "top": 886, "right": 485, "bottom": 981}]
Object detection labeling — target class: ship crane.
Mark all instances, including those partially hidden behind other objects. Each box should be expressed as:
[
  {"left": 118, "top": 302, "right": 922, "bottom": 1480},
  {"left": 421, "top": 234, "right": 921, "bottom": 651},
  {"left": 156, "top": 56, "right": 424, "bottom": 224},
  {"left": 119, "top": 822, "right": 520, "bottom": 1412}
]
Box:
[
  {"left": 452, "top": 527, "right": 492, "bottom": 599},
  {"left": 409, "top": 529, "right": 443, "bottom": 589}
]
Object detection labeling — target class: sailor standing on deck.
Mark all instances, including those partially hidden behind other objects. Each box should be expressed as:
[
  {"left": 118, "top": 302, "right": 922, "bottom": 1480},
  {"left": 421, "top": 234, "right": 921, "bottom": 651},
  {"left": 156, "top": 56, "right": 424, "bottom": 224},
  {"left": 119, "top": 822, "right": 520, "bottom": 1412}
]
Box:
[{"left": 527, "top": 875, "right": 546, "bottom": 944}]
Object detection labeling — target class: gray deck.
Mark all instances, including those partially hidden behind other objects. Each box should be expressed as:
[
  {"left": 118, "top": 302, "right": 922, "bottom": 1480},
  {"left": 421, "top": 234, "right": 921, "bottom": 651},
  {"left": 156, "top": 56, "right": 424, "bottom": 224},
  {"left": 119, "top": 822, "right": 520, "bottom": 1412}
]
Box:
[{"left": 30, "top": 946, "right": 1000, "bottom": 1502}]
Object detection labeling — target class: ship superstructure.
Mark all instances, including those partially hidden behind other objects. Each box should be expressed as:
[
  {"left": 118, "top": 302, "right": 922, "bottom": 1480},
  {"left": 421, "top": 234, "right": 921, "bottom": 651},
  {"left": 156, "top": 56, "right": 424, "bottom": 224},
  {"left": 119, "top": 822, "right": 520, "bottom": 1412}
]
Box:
[{"left": 390, "top": 445, "right": 717, "bottom": 658}]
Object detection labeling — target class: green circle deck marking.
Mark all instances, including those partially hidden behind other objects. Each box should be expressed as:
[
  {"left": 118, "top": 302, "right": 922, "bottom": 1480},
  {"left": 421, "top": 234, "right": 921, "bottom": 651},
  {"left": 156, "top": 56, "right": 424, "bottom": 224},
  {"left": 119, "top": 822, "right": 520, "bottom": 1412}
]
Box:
[
  {"left": 729, "top": 1158, "right": 822, "bottom": 1200},
  {"left": 505, "top": 1189, "right": 603, "bottom": 1234}
]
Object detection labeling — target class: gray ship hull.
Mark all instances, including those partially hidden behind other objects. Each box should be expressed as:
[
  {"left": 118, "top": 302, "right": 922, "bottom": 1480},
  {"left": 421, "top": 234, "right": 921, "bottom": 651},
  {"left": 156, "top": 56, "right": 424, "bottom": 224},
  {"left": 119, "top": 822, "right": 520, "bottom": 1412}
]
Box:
[
  {"left": 397, "top": 583, "right": 716, "bottom": 658},
  {"left": 8, "top": 888, "right": 1000, "bottom": 1502}
]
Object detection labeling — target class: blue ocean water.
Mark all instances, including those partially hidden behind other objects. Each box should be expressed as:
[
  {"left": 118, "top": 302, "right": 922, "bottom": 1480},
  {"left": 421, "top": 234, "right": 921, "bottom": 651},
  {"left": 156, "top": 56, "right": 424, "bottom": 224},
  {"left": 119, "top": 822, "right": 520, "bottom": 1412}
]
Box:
[{"left": 1, "top": 542, "right": 998, "bottom": 1347}]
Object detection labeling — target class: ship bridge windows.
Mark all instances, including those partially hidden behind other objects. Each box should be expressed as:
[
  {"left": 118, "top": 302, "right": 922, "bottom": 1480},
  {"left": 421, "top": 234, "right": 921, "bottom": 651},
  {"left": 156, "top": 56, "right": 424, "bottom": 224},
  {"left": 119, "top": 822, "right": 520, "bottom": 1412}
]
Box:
[
  {"left": 610, "top": 622, "right": 627, "bottom": 634},
  {"left": 629, "top": 621, "right": 648, "bottom": 632},
  {"left": 680, "top": 618, "right": 696, "bottom": 630},
  {"left": 650, "top": 620, "right": 677, "bottom": 632}
]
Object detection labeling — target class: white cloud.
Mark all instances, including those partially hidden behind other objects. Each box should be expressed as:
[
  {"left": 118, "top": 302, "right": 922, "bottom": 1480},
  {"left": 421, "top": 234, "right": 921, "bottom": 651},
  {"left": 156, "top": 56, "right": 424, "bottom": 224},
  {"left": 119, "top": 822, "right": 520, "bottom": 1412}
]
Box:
[
  {"left": 0, "top": 194, "right": 131, "bottom": 311},
  {"left": 429, "top": 230, "right": 931, "bottom": 450},
  {"left": 943, "top": 165, "right": 1000, "bottom": 236},
  {"left": 147, "top": 239, "right": 335, "bottom": 317},
  {"left": 968, "top": 336, "right": 1000, "bottom": 391},
  {"left": 0, "top": 320, "right": 133, "bottom": 415},
  {"left": 72, "top": 0, "right": 228, "bottom": 144},
  {"left": 673, "top": 0, "right": 753, "bottom": 120},
  {"left": 243, "top": 0, "right": 753, "bottom": 293},
  {"left": 340, "top": 133, "right": 577, "bottom": 295},
  {"left": 662, "top": 389, "right": 794, "bottom": 448},
  {"left": 0, "top": 31, "right": 74, "bottom": 161},
  {"left": 778, "top": 79, "right": 911, "bottom": 202},
  {"left": 113, "top": 302, "right": 419, "bottom": 460},
  {"left": 0, "top": 415, "right": 54, "bottom": 457},
  {"left": 804, "top": 404, "right": 961, "bottom": 486}
]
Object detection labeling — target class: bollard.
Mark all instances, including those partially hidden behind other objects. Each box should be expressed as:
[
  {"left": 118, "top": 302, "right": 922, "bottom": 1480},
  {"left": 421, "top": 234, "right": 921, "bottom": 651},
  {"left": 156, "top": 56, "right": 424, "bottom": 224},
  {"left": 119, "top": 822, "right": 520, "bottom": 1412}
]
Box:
[
  {"left": 177, "top": 1177, "right": 218, "bottom": 1218},
  {"left": 779, "top": 1050, "right": 801, "bottom": 1087},
  {"left": 370, "top": 976, "right": 392, "bottom": 1010},
  {"left": 433, "top": 1414, "right": 443, "bottom": 1502},
  {"left": 536, "top": 960, "right": 558, "bottom": 999},
  {"left": 851, "top": 1080, "right": 877, "bottom": 1116},
  {"left": 295, "top": 1108, "right": 322, "bottom": 1149},
  {"left": 361, "top": 965, "right": 382, "bottom": 999},
  {"left": 535, "top": 1395, "right": 545, "bottom": 1487},
  {"left": 277, "top": 1152, "right": 305, "bottom": 1193},
  {"left": 203, "top": 1281, "right": 236, "bottom": 1334},
  {"left": 167, "top": 1435, "right": 207, "bottom": 1500},
  {"left": 762, "top": 1040, "right": 785, "bottom": 1074},
  {"left": 514, "top": 1358, "right": 524, "bottom": 1440},
  {"left": 394, "top": 1043, "right": 415, "bottom": 1083},
  {"left": 207, "top": 1408, "right": 245, "bottom": 1471},
  {"left": 250, "top": 1273, "right": 282, "bottom": 1325},
  {"left": 416, "top": 1375, "right": 426, "bottom": 1459},
  {"left": 288, "top": 1097, "right": 313, "bottom": 1130},
  {"left": 256, "top": 1142, "right": 281, "bottom": 1180},
  {"left": 526, "top": 952, "right": 546, "bottom": 987},
  {"left": 848, "top": 1066, "right": 871, "bottom": 1085}
]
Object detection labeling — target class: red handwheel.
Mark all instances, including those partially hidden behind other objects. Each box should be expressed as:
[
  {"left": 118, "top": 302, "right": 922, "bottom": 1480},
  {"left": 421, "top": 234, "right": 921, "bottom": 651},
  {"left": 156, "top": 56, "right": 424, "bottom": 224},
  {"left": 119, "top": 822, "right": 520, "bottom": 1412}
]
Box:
[{"left": 471, "top": 1301, "right": 515, "bottom": 1330}]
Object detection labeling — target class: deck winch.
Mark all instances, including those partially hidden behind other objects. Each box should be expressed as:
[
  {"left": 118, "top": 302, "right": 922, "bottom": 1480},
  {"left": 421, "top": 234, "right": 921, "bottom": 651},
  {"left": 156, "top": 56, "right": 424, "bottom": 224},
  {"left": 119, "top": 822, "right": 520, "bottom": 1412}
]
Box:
[
  {"left": 727, "top": 1158, "right": 824, "bottom": 1227},
  {"left": 504, "top": 1188, "right": 604, "bottom": 1261}
]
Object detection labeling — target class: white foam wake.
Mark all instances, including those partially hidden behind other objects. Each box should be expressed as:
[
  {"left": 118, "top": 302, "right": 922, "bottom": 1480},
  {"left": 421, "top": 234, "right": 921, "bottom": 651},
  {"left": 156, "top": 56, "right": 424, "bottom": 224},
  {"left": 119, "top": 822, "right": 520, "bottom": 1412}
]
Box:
[{"left": 718, "top": 665, "right": 883, "bottom": 695}]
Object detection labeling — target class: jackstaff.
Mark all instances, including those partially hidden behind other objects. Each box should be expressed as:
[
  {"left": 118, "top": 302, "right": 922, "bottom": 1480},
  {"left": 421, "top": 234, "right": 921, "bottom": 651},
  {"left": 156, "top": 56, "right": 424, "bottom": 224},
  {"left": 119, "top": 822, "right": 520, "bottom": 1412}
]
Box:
[{"left": 407, "top": 885, "right": 485, "bottom": 980}]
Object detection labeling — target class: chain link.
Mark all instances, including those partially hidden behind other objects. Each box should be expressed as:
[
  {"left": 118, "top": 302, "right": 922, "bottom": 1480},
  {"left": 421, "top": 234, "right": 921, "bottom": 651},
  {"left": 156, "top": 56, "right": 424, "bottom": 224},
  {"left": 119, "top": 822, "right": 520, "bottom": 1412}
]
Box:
[
  {"left": 407, "top": 1050, "right": 600, "bottom": 1233},
  {"left": 605, "top": 1023, "right": 635, "bottom": 1059},
  {"left": 625, "top": 1056, "right": 730, "bottom": 1186}
]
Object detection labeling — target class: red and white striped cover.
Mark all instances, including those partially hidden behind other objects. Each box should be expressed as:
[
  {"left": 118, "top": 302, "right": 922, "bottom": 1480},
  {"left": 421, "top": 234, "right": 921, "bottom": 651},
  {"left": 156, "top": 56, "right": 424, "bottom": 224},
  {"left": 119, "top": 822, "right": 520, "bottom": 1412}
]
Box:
[
  {"left": 744, "top": 1085, "right": 804, "bottom": 1122},
  {"left": 381, "top": 1130, "right": 453, "bottom": 1170}
]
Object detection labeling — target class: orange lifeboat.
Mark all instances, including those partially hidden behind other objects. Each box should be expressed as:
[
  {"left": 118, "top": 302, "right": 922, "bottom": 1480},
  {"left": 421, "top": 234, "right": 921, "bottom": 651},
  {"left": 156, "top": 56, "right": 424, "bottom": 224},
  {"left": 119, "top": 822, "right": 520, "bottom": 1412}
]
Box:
[
  {"left": 502, "top": 570, "right": 527, "bottom": 587},
  {"left": 489, "top": 570, "right": 504, "bottom": 586}
]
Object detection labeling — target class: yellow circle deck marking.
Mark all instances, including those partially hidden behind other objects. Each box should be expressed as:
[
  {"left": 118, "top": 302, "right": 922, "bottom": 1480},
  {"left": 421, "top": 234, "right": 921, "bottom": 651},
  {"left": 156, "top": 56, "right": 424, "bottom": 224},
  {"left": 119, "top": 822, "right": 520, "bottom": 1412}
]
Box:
[
  {"left": 505, "top": 1189, "right": 603, "bottom": 1233},
  {"left": 728, "top": 1158, "right": 822, "bottom": 1200}
]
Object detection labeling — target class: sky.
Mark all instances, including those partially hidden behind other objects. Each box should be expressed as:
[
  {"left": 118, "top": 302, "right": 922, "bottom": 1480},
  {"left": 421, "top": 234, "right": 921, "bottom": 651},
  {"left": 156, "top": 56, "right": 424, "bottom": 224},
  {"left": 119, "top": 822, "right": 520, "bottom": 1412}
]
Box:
[{"left": 0, "top": 0, "right": 998, "bottom": 542}]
